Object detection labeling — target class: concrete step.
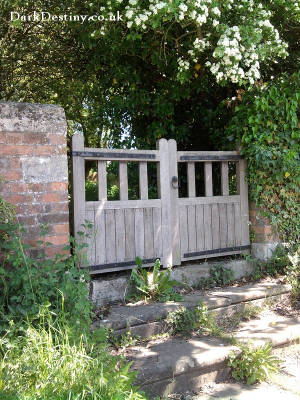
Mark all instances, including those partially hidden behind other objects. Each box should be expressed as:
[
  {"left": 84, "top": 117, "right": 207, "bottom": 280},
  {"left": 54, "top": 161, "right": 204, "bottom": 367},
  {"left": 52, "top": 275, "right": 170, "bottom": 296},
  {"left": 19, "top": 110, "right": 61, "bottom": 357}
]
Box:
[
  {"left": 93, "top": 281, "right": 291, "bottom": 340},
  {"left": 127, "top": 311, "right": 300, "bottom": 398}
]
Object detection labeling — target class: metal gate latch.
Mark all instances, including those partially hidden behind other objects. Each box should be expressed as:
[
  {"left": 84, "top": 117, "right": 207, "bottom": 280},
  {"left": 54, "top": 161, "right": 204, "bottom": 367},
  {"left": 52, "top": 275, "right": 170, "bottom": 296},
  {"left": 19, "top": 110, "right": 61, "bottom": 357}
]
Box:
[{"left": 171, "top": 176, "right": 179, "bottom": 189}]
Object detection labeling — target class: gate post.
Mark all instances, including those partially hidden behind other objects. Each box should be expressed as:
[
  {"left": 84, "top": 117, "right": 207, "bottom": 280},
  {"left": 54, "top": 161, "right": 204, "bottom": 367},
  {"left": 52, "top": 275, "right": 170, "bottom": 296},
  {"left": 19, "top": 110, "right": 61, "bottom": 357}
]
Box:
[
  {"left": 72, "top": 134, "right": 85, "bottom": 237},
  {"left": 157, "top": 139, "right": 181, "bottom": 268}
]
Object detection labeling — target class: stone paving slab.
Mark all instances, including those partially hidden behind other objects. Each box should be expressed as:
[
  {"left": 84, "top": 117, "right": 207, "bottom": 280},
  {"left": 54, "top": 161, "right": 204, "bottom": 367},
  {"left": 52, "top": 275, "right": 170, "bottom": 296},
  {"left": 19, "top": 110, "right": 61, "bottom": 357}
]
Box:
[
  {"left": 94, "top": 282, "right": 291, "bottom": 332},
  {"left": 128, "top": 312, "right": 299, "bottom": 398}
]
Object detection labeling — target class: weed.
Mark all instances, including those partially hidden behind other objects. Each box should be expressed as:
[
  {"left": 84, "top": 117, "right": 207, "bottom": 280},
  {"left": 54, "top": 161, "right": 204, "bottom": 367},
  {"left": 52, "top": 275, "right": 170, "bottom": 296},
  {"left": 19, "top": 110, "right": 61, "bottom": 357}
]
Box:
[
  {"left": 129, "top": 258, "right": 182, "bottom": 302},
  {"left": 108, "top": 329, "right": 139, "bottom": 349},
  {"left": 198, "top": 265, "right": 235, "bottom": 289},
  {"left": 228, "top": 342, "right": 281, "bottom": 385},
  {"left": 166, "top": 302, "right": 221, "bottom": 337}
]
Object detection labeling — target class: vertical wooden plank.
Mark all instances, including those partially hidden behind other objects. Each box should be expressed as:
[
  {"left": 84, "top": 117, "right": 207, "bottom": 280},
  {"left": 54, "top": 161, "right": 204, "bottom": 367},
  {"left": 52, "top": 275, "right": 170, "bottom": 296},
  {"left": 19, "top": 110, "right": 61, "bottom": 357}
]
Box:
[
  {"left": 238, "top": 160, "right": 250, "bottom": 247},
  {"left": 221, "top": 162, "right": 229, "bottom": 196},
  {"left": 85, "top": 210, "right": 95, "bottom": 265},
  {"left": 144, "top": 208, "right": 154, "bottom": 258},
  {"left": 95, "top": 206, "right": 106, "bottom": 264},
  {"left": 203, "top": 204, "right": 212, "bottom": 250},
  {"left": 204, "top": 161, "right": 213, "bottom": 197},
  {"left": 168, "top": 139, "right": 181, "bottom": 266},
  {"left": 234, "top": 202, "right": 242, "bottom": 246},
  {"left": 134, "top": 208, "right": 144, "bottom": 259},
  {"left": 125, "top": 208, "right": 135, "bottom": 260},
  {"left": 157, "top": 139, "right": 172, "bottom": 267},
  {"left": 105, "top": 209, "right": 116, "bottom": 262},
  {"left": 98, "top": 161, "right": 107, "bottom": 201},
  {"left": 180, "top": 206, "right": 188, "bottom": 256},
  {"left": 119, "top": 162, "right": 128, "bottom": 200},
  {"left": 219, "top": 203, "right": 228, "bottom": 248},
  {"left": 187, "top": 205, "right": 196, "bottom": 252},
  {"left": 153, "top": 207, "right": 162, "bottom": 258},
  {"left": 115, "top": 209, "right": 126, "bottom": 262},
  {"left": 211, "top": 203, "right": 220, "bottom": 249},
  {"left": 187, "top": 162, "right": 196, "bottom": 198},
  {"left": 139, "top": 162, "right": 148, "bottom": 200},
  {"left": 227, "top": 203, "right": 235, "bottom": 247},
  {"left": 72, "top": 134, "right": 85, "bottom": 240},
  {"left": 196, "top": 204, "right": 205, "bottom": 251}
]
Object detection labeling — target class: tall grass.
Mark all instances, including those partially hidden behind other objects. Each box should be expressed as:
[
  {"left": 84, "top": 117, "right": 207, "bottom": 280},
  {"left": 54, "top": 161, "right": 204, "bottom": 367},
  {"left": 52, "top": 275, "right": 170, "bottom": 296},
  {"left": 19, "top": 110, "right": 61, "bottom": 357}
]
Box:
[{"left": 0, "top": 309, "right": 146, "bottom": 400}]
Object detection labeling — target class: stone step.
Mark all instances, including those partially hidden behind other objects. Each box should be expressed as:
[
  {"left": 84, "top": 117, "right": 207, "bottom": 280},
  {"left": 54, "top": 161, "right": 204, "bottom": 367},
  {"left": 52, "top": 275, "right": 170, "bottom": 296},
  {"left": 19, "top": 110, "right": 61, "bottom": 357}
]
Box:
[
  {"left": 93, "top": 281, "right": 291, "bottom": 340},
  {"left": 127, "top": 312, "right": 300, "bottom": 398}
]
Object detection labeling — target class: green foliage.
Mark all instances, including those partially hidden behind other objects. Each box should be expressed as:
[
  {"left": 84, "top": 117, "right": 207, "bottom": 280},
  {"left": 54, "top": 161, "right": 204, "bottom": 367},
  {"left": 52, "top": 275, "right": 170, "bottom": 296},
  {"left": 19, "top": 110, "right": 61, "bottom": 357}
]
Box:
[
  {"left": 238, "top": 304, "right": 262, "bottom": 321},
  {"left": 228, "top": 342, "right": 281, "bottom": 385},
  {"left": 166, "top": 302, "right": 221, "bottom": 337},
  {"left": 226, "top": 72, "right": 300, "bottom": 254},
  {"left": 107, "top": 329, "right": 139, "bottom": 350},
  {"left": 248, "top": 246, "right": 291, "bottom": 281},
  {"left": 0, "top": 309, "right": 146, "bottom": 400},
  {"left": 129, "top": 258, "right": 182, "bottom": 302},
  {"left": 0, "top": 194, "right": 92, "bottom": 333},
  {"left": 198, "top": 265, "right": 235, "bottom": 289}
]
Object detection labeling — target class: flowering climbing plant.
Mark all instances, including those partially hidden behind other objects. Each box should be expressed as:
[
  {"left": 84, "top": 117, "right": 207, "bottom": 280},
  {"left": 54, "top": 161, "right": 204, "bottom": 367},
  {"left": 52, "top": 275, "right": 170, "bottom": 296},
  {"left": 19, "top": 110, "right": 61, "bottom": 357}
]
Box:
[{"left": 99, "top": 0, "right": 298, "bottom": 85}]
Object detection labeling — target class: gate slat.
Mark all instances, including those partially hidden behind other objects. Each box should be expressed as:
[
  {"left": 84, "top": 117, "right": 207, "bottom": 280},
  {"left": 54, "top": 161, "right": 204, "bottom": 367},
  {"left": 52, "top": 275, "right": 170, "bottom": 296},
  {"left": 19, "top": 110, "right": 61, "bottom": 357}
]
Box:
[
  {"left": 153, "top": 207, "right": 162, "bottom": 258},
  {"left": 139, "top": 162, "right": 148, "bottom": 200},
  {"left": 105, "top": 210, "right": 116, "bottom": 262},
  {"left": 211, "top": 204, "right": 220, "bottom": 249},
  {"left": 227, "top": 203, "right": 235, "bottom": 247},
  {"left": 203, "top": 204, "right": 212, "bottom": 250},
  {"left": 219, "top": 203, "right": 228, "bottom": 248},
  {"left": 234, "top": 202, "right": 242, "bottom": 246},
  {"left": 98, "top": 161, "right": 107, "bottom": 200},
  {"left": 221, "top": 162, "right": 229, "bottom": 196},
  {"left": 180, "top": 206, "right": 188, "bottom": 255},
  {"left": 115, "top": 209, "right": 126, "bottom": 262},
  {"left": 187, "top": 162, "right": 196, "bottom": 198},
  {"left": 85, "top": 210, "right": 95, "bottom": 265},
  {"left": 125, "top": 208, "right": 135, "bottom": 260},
  {"left": 134, "top": 208, "right": 144, "bottom": 259},
  {"left": 187, "top": 205, "right": 196, "bottom": 252},
  {"left": 119, "top": 162, "right": 128, "bottom": 200},
  {"left": 144, "top": 208, "right": 154, "bottom": 258},
  {"left": 95, "top": 207, "right": 106, "bottom": 264},
  {"left": 204, "top": 162, "right": 213, "bottom": 197},
  {"left": 196, "top": 204, "right": 205, "bottom": 251}
]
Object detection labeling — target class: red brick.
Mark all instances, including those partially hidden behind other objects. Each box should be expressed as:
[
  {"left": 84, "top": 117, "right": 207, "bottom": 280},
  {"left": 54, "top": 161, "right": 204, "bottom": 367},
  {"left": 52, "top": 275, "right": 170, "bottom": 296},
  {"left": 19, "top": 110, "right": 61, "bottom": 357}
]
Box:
[
  {"left": 0, "top": 182, "right": 10, "bottom": 193},
  {"left": 42, "top": 235, "right": 69, "bottom": 246},
  {"left": 0, "top": 144, "right": 33, "bottom": 156},
  {"left": 2, "top": 193, "right": 33, "bottom": 204},
  {"left": 6, "top": 132, "right": 23, "bottom": 144},
  {"left": 50, "top": 182, "right": 68, "bottom": 191},
  {"left": 22, "top": 132, "right": 49, "bottom": 145},
  {"left": 5, "top": 170, "right": 23, "bottom": 181},
  {"left": 36, "top": 192, "right": 66, "bottom": 202},
  {"left": 16, "top": 203, "right": 44, "bottom": 215},
  {"left": 0, "top": 132, "right": 6, "bottom": 144},
  {"left": 17, "top": 215, "right": 36, "bottom": 225},
  {"left": 48, "top": 134, "right": 66, "bottom": 145},
  {"left": 27, "top": 183, "right": 45, "bottom": 193},
  {"left": 10, "top": 183, "right": 27, "bottom": 193},
  {"left": 9, "top": 158, "right": 22, "bottom": 169},
  {"left": 43, "top": 202, "right": 69, "bottom": 213},
  {"left": 45, "top": 246, "right": 69, "bottom": 258},
  {"left": 53, "top": 223, "right": 69, "bottom": 234}
]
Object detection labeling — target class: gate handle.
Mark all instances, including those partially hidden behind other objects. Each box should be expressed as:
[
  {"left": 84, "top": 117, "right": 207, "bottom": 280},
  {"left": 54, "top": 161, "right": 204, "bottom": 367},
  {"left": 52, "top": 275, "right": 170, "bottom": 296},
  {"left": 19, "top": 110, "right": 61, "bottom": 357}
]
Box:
[{"left": 171, "top": 176, "right": 179, "bottom": 189}]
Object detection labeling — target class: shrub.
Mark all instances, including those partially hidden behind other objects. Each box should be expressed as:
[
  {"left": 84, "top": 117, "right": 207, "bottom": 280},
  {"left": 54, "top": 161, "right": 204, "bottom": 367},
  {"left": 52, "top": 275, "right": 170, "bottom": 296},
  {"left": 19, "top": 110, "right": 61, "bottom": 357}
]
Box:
[
  {"left": 166, "top": 302, "right": 220, "bottom": 337},
  {"left": 228, "top": 342, "right": 281, "bottom": 385},
  {"left": 129, "top": 258, "right": 182, "bottom": 302},
  {"left": 198, "top": 265, "right": 235, "bottom": 289},
  {"left": 0, "top": 309, "right": 146, "bottom": 400},
  {"left": 0, "top": 194, "right": 92, "bottom": 333}
]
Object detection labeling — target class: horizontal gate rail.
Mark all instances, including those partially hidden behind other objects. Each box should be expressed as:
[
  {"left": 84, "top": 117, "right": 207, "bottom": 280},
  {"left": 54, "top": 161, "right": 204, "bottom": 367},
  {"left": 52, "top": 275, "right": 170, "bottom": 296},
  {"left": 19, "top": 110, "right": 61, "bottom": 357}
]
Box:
[
  {"left": 72, "top": 147, "right": 158, "bottom": 162},
  {"left": 178, "top": 151, "right": 241, "bottom": 162}
]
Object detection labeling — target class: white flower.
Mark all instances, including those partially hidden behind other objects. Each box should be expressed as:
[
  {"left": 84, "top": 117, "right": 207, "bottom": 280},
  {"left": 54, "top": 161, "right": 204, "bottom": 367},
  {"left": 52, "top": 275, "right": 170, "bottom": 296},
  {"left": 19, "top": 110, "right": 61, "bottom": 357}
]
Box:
[
  {"left": 125, "top": 10, "right": 134, "bottom": 19},
  {"left": 127, "top": 21, "right": 133, "bottom": 28},
  {"left": 213, "top": 19, "right": 219, "bottom": 27},
  {"left": 212, "top": 7, "right": 221, "bottom": 16},
  {"left": 179, "top": 3, "right": 188, "bottom": 12}
]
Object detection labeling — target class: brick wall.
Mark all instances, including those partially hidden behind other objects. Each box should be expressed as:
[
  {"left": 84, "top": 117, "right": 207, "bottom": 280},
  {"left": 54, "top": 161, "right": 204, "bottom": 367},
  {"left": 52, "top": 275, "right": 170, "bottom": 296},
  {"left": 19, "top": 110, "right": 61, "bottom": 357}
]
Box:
[
  {"left": 249, "top": 201, "right": 279, "bottom": 259},
  {"left": 0, "top": 102, "right": 69, "bottom": 258}
]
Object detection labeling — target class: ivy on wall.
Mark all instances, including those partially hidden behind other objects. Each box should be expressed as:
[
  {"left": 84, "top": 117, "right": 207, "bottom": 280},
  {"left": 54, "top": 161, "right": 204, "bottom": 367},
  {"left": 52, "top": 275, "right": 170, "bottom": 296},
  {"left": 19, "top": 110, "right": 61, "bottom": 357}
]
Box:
[{"left": 225, "top": 72, "right": 300, "bottom": 252}]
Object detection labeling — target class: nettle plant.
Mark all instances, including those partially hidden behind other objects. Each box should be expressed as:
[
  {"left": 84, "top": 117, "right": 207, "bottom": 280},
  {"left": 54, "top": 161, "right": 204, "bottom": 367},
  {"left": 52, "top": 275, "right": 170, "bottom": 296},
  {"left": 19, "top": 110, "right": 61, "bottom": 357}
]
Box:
[{"left": 97, "top": 0, "right": 294, "bottom": 85}]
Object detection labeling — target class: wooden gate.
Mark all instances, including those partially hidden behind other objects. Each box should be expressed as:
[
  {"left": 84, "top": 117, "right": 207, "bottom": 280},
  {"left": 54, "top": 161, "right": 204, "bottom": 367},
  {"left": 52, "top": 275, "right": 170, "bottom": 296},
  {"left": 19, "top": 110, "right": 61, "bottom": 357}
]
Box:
[{"left": 72, "top": 135, "right": 250, "bottom": 274}]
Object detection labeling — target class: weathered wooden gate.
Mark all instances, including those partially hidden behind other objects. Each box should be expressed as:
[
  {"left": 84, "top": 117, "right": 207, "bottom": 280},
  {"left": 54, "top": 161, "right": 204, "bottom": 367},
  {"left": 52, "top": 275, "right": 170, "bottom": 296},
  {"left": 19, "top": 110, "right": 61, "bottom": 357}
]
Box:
[{"left": 72, "top": 135, "right": 250, "bottom": 274}]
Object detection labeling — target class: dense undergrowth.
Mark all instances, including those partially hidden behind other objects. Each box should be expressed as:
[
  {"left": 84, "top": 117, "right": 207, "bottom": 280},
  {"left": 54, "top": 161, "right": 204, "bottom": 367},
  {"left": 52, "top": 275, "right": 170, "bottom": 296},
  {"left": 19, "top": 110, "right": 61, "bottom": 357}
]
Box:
[{"left": 0, "top": 194, "right": 147, "bottom": 400}]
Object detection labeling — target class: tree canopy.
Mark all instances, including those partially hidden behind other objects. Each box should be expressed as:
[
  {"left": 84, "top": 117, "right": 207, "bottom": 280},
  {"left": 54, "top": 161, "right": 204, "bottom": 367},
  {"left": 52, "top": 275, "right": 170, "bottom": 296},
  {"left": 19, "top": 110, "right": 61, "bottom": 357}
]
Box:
[{"left": 0, "top": 0, "right": 299, "bottom": 149}]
